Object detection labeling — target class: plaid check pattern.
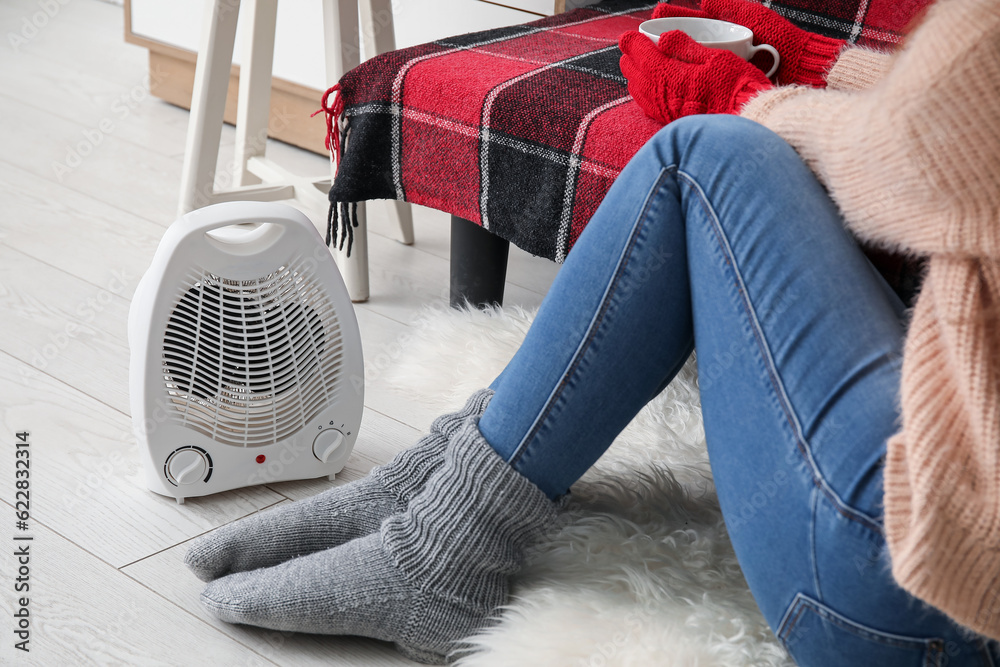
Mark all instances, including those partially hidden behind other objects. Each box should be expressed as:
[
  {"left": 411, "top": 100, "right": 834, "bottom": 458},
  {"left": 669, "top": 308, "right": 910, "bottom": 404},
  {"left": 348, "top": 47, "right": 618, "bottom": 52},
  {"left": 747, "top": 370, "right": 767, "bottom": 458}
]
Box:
[
  {"left": 763, "top": 0, "right": 932, "bottom": 47},
  {"left": 327, "top": 0, "right": 931, "bottom": 263}
]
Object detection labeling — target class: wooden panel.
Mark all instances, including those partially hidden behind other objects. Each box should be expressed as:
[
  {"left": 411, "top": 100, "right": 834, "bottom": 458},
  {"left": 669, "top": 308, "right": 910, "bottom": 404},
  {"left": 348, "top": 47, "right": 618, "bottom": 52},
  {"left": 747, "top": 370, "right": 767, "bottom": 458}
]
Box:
[
  {"left": 0, "top": 162, "right": 163, "bottom": 299},
  {"left": 0, "top": 95, "right": 183, "bottom": 226},
  {"left": 149, "top": 50, "right": 328, "bottom": 156},
  {"left": 122, "top": 540, "right": 419, "bottom": 666},
  {"left": 0, "top": 243, "right": 134, "bottom": 414},
  {"left": 0, "top": 523, "right": 267, "bottom": 666}
]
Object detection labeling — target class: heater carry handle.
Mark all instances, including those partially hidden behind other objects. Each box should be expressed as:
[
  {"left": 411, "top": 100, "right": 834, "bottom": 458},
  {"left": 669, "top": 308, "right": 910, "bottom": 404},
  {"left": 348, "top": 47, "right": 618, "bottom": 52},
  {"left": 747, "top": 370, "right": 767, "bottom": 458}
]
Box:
[{"left": 179, "top": 201, "right": 317, "bottom": 239}]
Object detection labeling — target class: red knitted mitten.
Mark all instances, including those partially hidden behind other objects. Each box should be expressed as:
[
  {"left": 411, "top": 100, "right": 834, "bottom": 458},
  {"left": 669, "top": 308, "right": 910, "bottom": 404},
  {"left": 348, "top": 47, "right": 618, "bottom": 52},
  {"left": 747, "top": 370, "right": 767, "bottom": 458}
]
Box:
[
  {"left": 651, "top": 2, "right": 711, "bottom": 20},
  {"left": 702, "top": 0, "right": 847, "bottom": 87},
  {"left": 619, "top": 30, "right": 773, "bottom": 124}
]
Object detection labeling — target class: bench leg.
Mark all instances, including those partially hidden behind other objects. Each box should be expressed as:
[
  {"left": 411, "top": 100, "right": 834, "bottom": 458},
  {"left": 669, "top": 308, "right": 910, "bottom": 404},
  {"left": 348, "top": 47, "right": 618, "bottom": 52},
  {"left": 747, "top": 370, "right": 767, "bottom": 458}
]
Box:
[
  {"left": 450, "top": 215, "right": 509, "bottom": 309},
  {"left": 335, "top": 202, "right": 371, "bottom": 303}
]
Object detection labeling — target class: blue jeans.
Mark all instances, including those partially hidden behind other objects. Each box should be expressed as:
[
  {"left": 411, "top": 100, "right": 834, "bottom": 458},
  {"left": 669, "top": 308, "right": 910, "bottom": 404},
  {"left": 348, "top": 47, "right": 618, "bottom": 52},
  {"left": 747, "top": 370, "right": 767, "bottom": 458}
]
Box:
[{"left": 477, "top": 116, "right": 998, "bottom": 666}]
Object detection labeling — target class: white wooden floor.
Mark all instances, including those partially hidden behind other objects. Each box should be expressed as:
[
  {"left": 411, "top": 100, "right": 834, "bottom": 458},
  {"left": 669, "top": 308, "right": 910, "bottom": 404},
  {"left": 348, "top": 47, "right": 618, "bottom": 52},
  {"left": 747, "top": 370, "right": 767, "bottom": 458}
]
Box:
[{"left": 0, "top": 1, "right": 560, "bottom": 664}]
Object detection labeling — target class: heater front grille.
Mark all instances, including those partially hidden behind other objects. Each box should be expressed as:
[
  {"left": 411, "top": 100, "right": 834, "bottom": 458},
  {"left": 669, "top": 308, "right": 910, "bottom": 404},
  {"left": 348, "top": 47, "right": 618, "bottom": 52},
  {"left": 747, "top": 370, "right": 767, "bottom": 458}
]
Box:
[{"left": 161, "top": 257, "right": 345, "bottom": 447}]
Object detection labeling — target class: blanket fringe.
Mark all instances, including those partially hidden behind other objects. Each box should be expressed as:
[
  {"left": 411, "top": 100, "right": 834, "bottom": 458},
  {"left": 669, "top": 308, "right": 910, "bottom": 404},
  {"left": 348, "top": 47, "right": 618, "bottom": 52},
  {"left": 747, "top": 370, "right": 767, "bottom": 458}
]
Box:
[
  {"left": 312, "top": 84, "right": 345, "bottom": 170},
  {"left": 315, "top": 84, "right": 359, "bottom": 257},
  {"left": 326, "top": 201, "right": 360, "bottom": 258},
  {"left": 326, "top": 201, "right": 336, "bottom": 247}
]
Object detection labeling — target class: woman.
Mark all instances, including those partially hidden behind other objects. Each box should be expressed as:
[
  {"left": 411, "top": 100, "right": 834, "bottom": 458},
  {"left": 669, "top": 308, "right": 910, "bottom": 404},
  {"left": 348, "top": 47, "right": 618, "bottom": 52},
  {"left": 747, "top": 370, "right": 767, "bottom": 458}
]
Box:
[{"left": 184, "top": 0, "right": 1000, "bottom": 663}]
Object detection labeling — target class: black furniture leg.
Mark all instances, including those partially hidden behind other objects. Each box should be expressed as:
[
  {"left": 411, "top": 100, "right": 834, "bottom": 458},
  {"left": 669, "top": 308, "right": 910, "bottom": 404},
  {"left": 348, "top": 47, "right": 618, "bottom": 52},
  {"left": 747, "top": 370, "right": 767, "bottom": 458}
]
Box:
[{"left": 450, "top": 215, "right": 510, "bottom": 309}]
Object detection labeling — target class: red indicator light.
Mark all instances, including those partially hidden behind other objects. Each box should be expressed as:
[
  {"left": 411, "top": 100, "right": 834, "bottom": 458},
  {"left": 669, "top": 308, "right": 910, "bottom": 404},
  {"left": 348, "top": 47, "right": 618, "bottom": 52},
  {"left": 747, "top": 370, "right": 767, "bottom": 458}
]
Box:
[{"left": 255, "top": 455, "right": 266, "bottom": 464}]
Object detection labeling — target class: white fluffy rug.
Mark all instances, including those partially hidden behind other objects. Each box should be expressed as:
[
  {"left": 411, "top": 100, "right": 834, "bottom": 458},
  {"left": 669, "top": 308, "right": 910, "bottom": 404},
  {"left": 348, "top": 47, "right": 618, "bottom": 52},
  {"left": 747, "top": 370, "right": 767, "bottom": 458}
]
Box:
[{"left": 384, "top": 305, "right": 793, "bottom": 667}]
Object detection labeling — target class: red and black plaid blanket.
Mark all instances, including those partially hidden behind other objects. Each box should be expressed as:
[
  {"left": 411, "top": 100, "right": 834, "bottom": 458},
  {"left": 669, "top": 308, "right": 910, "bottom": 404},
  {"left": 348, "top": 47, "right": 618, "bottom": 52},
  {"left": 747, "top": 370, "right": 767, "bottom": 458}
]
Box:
[{"left": 326, "top": 0, "right": 930, "bottom": 263}]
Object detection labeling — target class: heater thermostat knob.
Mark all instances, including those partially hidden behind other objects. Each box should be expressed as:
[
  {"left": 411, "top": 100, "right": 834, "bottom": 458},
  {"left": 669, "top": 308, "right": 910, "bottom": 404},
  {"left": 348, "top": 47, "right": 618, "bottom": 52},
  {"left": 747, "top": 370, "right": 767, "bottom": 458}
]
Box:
[
  {"left": 313, "top": 429, "right": 346, "bottom": 463},
  {"left": 167, "top": 449, "right": 209, "bottom": 485}
]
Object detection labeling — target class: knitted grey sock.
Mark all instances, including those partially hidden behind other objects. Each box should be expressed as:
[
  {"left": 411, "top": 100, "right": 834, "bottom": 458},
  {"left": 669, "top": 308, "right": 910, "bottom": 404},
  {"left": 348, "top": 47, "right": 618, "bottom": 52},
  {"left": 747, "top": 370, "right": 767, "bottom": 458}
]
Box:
[
  {"left": 184, "top": 389, "right": 494, "bottom": 582},
  {"left": 197, "top": 415, "right": 557, "bottom": 665}
]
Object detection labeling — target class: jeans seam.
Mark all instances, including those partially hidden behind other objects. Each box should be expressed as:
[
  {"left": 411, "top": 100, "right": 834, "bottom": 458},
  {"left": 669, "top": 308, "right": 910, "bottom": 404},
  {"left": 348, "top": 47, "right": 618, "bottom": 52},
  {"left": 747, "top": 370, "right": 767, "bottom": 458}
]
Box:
[
  {"left": 777, "top": 593, "right": 809, "bottom": 644},
  {"left": 779, "top": 592, "right": 949, "bottom": 654},
  {"left": 674, "top": 169, "right": 882, "bottom": 534},
  {"left": 507, "top": 167, "right": 675, "bottom": 468},
  {"left": 810, "top": 486, "right": 822, "bottom": 599}
]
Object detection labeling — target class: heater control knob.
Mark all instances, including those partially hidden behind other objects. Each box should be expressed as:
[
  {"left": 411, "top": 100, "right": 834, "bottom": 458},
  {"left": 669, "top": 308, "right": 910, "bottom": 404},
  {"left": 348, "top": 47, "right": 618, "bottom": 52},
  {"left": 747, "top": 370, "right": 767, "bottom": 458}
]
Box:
[
  {"left": 313, "top": 429, "right": 346, "bottom": 463},
  {"left": 167, "top": 449, "right": 209, "bottom": 485}
]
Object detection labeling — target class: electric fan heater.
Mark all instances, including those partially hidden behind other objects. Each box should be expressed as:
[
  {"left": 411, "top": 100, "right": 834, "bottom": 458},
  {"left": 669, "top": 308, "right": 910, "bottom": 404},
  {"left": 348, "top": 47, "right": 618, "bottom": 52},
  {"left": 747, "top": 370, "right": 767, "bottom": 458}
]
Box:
[{"left": 129, "top": 202, "right": 364, "bottom": 503}]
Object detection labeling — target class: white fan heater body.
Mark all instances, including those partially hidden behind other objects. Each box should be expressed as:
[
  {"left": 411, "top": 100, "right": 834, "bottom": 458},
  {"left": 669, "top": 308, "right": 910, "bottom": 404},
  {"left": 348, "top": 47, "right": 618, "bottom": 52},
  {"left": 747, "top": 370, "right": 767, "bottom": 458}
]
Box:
[{"left": 129, "top": 202, "right": 364, "bottom": 503}]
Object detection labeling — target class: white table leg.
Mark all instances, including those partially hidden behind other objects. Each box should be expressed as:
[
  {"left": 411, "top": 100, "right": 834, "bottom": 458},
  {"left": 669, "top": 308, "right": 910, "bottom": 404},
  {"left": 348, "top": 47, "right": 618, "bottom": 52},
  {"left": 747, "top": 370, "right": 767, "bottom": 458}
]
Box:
[
  {"left": 179, "top": 0, "right": 242, "bottom": 214},
  {"left": 324, "top": 0, "right": 361, "bottom": 82},
  {"left": 234, "top": 0, "right": 278, "bottom": 188},
  {"left": 360, "top": 0, "right": 396, "bottom": 57},
  {"left": 388, "top": 200, "right": 414, "bottom": 245}
]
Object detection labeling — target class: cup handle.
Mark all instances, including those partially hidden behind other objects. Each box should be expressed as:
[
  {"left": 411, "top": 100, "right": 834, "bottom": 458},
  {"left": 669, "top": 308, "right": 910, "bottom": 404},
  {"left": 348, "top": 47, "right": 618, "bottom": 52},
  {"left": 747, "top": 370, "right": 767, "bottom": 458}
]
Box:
[{"left": 749, "top": 43, "right": 780, "bottom": 79}]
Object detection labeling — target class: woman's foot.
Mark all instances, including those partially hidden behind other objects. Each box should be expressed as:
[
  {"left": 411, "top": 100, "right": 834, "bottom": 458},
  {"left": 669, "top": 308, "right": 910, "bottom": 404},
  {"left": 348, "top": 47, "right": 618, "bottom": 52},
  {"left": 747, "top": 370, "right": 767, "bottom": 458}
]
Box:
[
  {"left": 194, "top": 416, "right": 557, "bottom": 664},
  {"left": 184, "top": 389, "right": 494, "bottom": 582}
]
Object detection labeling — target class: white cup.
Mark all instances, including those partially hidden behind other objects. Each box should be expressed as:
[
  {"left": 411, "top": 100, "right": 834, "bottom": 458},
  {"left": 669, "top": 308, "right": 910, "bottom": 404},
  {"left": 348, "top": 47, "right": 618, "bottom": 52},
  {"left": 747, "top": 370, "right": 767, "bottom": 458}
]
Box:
[{"left": 638, "top": 17, "right": 780, "bottom": 78}]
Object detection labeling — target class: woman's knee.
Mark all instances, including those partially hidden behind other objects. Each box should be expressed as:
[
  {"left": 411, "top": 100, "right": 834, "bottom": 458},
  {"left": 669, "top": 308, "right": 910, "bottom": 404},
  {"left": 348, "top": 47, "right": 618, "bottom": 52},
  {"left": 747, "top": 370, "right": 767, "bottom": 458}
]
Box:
[{"left": 647, "top": 114, "right": 790, "bottom": 171}]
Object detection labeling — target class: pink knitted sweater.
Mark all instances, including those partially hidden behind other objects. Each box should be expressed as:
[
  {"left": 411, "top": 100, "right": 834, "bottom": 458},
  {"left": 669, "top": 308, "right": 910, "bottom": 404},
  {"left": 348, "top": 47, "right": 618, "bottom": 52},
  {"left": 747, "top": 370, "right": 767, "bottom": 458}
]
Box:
[{"left": 741, "top": 0, "right": 1000, "bottom": 639}]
